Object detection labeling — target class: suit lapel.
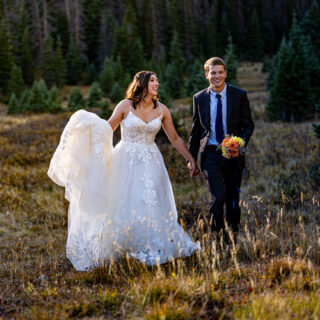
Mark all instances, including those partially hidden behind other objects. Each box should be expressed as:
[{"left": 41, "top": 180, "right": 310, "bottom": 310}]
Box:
[
  {"left": 226, "top": 85, "right": 233, "bottom": 132},
  {"left": 204, "top": 87, "right": 211, "bottom": 129}
]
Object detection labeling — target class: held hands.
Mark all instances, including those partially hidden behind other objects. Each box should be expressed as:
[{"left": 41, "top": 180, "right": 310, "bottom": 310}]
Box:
[{"left": 187, "top": 159, "right": 200, "bottom": 177}]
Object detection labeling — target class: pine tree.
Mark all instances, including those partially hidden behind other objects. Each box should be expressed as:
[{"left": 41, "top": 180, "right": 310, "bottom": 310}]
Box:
[
  {"left": 7, "top": 63, "right": 25, "bottom": 100},
  {"left": 122, "top": 72, "right": 131, "bottom": 91},
  {"left": 169, "top": 31, "right": 185, "bottom": 76},
  {"left": 267, "top": 38, "right": 295, "bottom": 121},
  {"left": 83, "top": 0, "right": 102, "bottom": 66},
  {"left": 27, "top": 82, "right": 48, "bottom": 113},
  {"left": 37, "top": 79, "right": 49, "bottom": 100},
  {"left": 157, "top": 78, "right": 171, "bottom": 105},
  {"left": 186, "top": 59, "right": 208, "bottom": 96},
  {"left": 21, "top": 29, "right": 34, "bottom": 86},
  {"left": 100, "top": 9, "right": 117, "bottom": 59},
  {"left": 47, "top": 86, "right": 62, "bottom": 113},
  {"left": 52, "top": 9, "right": 70, "bottom": 56},
  {"left": 219, "top": 11, "right": 229, "bottom": 55},
  {"left": 68, "top": 88, "right": 85, "bottom": 110},
  {"left": 7, "top": 93, "right": 20, "bottom": 115},
  {"left": 66, "top": 39, "right": 84, "bottom": 85},
  {"left": 300, "top": 3, "right": 320, "bottom": 105},
  {"left": 301, "top": 2, "right": 320, "bottom": 60},
  {"left": 155, "top": 47, "right": 167, "bottom": 79},
  {"left": 208, "top": 1, "right": 228, "bottom": 57},
  {"left": 109, "top": 82, "right": 124, "bottom": 102},
  {"left": 165, "top": 31, "right": 186, "bottom": 98},
  {"left": 40, "top": 34, "right": 57, "bottom": 88},
  {"left": 224, "top": 0, "right": 242, "bottom": 54},
  {"left": 83, "top": 63, "right": 98, "bottom": 85},
  {"left": 99, "top": 56, "right": 115, "bottom": 95},
  {"left": 224, "top": 36, "right": 238, "bottom": 86},
  {"left": 14, "top": 2, "right": 29, "bottom": 70},
  {"left": 113, "top": 56, "right": 125, "bottom": 81},
  {"left": 165, "top": 63, "right": 184, "bottom": 99},
  {"left": 54, "top": 36, "right": 66, "bottom": 88},
  {"left": 112, "top": 1, "right": 145, "bottom": 75},
  {"left": 267, "top": 18, "right": 316, "bottom": 122},
  {"left": 313, "top": 105, "right": 320, "bottom": 138},
  {"left": 100, "top": 99, "right": 112, "bottom": 119},
  {"left": 246, "top": 10, "right": 264, "bottom": 61},
  {"left": 19, "top": 89, "right": 31, "bottom": 112},
  {"left": 156, "top": 0, "right": 173, "bottom": 55},
  {"left": 0, "top": 20, "right": 14, "bottom": 98},
  {"left": 87, "top": 81, "right": 102, "bottom": 107},
  {"left": 139, "top": 0, "right": 154, "bottom": 60}
]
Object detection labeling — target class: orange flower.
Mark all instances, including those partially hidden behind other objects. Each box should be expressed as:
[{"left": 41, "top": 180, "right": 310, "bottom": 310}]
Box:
[
  {"left": 222, "top": 137, "right": 230, "bottom": 147},
  {"left": 228, "top": 140, "right": 239, "bottom": 151},
  {"left": 231, "top": 149, "right": 239, "bottom": 157}
]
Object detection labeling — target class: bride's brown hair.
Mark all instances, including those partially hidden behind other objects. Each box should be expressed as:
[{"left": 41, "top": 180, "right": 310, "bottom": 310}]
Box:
[{"left": 125, "top": 71, "right": 159, "bottom": 109}]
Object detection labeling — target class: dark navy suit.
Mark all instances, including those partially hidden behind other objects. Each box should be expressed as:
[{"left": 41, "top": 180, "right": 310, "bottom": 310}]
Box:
[{"left": 188, "top": 85, "right": 254, "bottom": 233}]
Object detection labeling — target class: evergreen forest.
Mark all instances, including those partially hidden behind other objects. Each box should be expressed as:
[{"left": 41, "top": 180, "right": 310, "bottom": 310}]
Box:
[{"left": 0, "top": 0, "right": 319, "bottom": 120}]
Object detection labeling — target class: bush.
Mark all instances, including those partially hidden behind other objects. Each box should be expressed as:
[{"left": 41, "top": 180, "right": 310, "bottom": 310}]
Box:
[
  {"left": 109, "top": 82, "right": 124, "bottom": 103},
  {"left": 87, "top": 82, "right": 103, "bottom": 108},
  {"left": 7, "top": 93, "right": 20, "bottom": 114},
  {"left": 68, "top": 88, "right": 85, "bottom": 111}
]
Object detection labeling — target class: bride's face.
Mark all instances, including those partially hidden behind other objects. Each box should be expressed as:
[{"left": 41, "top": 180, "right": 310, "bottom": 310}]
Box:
[{"left": 147, "top": 74, "right": 159, "bottom": 97}]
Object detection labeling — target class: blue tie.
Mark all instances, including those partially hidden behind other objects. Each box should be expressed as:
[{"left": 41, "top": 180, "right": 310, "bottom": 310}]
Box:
[{"left": 215, "top": 93, "right": 224, "bottom": 143}]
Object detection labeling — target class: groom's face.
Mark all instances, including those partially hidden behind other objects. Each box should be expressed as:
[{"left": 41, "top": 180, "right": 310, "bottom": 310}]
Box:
[{"left": 206, "top": 65, "right": 227, "bottom": 92}]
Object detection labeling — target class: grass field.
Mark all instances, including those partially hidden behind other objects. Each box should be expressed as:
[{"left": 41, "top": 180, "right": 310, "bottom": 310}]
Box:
[{"left": 0, "top": 64, "right": 320, "bottom": 319}]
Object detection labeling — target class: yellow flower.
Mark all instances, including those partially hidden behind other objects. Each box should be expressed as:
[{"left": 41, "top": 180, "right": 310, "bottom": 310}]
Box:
[{"left": 233, "top": 136, "right": 245, "bottom": 148}]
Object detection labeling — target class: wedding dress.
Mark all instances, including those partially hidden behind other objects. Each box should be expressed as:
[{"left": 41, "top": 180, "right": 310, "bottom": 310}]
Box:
[{"left": 48, "top": 107, "right": 199, "bottom": 271}]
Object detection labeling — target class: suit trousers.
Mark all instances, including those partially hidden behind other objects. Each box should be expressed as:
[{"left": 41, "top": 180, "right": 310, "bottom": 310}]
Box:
[{"left": 202, "top": 146, "right": 242, "bottom": 234}]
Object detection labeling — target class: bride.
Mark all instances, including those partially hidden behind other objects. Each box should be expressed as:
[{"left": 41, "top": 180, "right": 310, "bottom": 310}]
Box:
[{"left": 48, "top": 71, "right": 200, "bottom": 271}]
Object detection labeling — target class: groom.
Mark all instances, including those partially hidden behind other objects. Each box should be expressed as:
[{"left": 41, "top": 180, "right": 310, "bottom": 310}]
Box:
[{"left": 188, "top": 57, "right": 254, "bottom": 237}]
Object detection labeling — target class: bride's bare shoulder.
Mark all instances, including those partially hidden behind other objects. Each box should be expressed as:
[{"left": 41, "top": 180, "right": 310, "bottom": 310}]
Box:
[
  {"left": 114, "top": 99, "right": 131, "bottom": 114},
  {"left": 158, "top": 102, "right": 170, "bottom": 117}
]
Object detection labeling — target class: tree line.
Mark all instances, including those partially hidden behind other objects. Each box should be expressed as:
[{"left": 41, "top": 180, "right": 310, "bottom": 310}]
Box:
[{"left": 0, "top": 0, "right": 319, "bottom": 122}]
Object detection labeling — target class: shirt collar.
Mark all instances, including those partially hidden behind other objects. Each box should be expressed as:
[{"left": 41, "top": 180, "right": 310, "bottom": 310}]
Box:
[{"left": 210, "top": 83, "right": 227, "bottom": 98}]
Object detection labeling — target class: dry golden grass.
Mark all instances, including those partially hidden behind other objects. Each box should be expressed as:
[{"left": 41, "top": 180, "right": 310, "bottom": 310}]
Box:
[{"left": 1, "top": 64, "right": 320, "bottom": 319}]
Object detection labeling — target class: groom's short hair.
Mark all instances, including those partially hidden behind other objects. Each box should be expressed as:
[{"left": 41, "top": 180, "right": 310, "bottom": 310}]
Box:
[{"left": 204, "top": 57, "right": 226, "bottom": 72}]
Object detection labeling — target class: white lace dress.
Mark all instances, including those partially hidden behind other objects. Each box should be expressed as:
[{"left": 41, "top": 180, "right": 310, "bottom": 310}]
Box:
[{"left": 48, "top": 109, "right": 199, "bottom": 271}]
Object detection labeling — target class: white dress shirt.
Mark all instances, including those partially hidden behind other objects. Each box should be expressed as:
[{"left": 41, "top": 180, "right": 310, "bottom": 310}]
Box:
[{"left": 208, "top": 83, "right": 227, "bottom": 146}]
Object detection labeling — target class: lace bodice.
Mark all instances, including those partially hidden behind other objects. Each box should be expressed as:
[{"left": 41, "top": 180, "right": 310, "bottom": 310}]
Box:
[{"left": 121, "top": 110, "right": 162, "bottom": 146}]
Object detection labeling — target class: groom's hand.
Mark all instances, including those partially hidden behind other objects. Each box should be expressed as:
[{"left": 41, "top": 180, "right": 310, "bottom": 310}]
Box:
[{"left": 188, "top": 160, "right": 200, "bottom": 177}]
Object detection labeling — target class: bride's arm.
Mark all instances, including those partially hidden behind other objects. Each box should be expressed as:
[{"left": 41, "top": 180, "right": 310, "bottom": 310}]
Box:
[
  {"left": 161, "top": 104, "right": 199, "bottom": 176},
  {"left": 107, "top": 100, "right": 129, "bottom": 131}
]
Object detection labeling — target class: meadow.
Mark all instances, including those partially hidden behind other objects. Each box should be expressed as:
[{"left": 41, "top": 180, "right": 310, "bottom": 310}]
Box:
[{"left": 0, "top": 63, "right": 320, "bottom": 319}]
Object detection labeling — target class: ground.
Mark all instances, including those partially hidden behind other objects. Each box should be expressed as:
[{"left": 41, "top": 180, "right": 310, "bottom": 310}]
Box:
[{"left": 0, "top": 63, "right": 320, "bottom": 319}]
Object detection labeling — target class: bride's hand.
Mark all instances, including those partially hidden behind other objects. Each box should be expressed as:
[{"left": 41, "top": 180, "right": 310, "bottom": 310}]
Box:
[{"left": 188, "top": 160, "right": 200, "bottom": 177}]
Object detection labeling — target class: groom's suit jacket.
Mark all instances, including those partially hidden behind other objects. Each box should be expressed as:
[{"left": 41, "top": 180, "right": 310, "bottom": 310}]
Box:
[{"left": 188, "top": 85, "right": 255, "bottom": 170}]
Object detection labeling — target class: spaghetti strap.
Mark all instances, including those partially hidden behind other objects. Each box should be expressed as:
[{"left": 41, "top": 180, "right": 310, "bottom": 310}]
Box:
[{"left": 158, "top": 102, "right": 163, "bottom": 115}]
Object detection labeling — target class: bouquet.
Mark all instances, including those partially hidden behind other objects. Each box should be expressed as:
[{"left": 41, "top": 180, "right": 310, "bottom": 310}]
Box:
[{"left": 219, "top": 135, "right": 245, "bottom": 159}]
